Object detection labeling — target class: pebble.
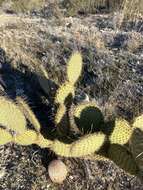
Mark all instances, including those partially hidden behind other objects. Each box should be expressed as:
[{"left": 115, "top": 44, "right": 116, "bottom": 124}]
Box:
[{"left": 48, "top": 159, "right": 68, "bottom": 184}]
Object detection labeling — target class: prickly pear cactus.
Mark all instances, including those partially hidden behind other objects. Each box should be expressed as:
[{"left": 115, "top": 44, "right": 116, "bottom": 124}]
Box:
[
  {"left": 0, "top": 52, "right": 142, "bottom": 179},
  {"left": 130, "top": 115, "right": 143, "bottom": 173}
]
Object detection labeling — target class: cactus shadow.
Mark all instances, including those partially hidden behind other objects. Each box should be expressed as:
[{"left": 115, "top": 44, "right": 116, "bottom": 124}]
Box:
[
  {"left": 101, "top": 120, "right": 116, "bottom": 136},
  {"left": 74, "top": 106, "right": 104, "bottom": 134},
  {"left": 0, "top": 48, "right": 80, "bottom": 141},
  {"left": 0, "top": 48, "right": 59, "bottom": 165}
]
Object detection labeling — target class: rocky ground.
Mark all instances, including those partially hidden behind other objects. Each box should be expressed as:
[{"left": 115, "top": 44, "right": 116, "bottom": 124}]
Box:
[{"left": 0, "top": 3, "right": 143, "bottom": 190}]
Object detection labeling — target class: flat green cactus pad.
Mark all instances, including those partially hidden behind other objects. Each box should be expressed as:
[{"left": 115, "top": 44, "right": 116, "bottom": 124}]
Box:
[
  {"left": 67, "top": 52, "right": 82, "bottom": 85},
  {"left": 0, "top": 128, "right": 13, "bottom": 145},
  {"left": 133, "top": 115, "right": 143, "bottom": 130},
  {"left": 0, "top": 96, "right": 26, "bottom": 133},
  {"left": 109, "top": 119, "right": 132, "bottom": 145}
]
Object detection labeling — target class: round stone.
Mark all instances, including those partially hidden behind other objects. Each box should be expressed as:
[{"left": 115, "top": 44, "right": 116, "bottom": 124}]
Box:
[{"left": 48, "top": 159, "right": 68, "bottom": 184}]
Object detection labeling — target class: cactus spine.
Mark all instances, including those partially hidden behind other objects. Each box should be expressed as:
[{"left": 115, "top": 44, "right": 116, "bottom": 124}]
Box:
[
  {"left": 16, "top": 97, "right": 41, "bottom": 132},
  {"left": 132, "top": 115, "right": 143, "bottom": 130},
  {"left": 55, "top": 104, "right": 66, "bottom": 125}
]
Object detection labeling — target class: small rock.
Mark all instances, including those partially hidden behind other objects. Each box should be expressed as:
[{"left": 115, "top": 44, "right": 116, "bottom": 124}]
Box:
[
  {"left": 0, "top": 169, "right": 6, "bottom": 179},
  {"left": 48, "top": 159, "right": 68, "bottom": 184}
]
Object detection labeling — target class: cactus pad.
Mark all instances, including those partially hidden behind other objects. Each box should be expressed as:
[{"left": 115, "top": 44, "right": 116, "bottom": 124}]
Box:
[
  {"left": 55, "top": 104, "right": 66, "bottom": 125},
  {"left": 133, "top": 115, "right": 143, "bottom": 130},
  {"left": 14, "top": 130, "right": 38, "bottom": 145},
  {"left": 109, "top": 119, "right": 132, "bottom": 145},
  {"left": 0, "top": 128, "right": 12, "bottom": 145},
  {"left": 55, "top": 82, "right": 75, "bottom": 104},
  {"left": 67, "top": 52, "right": 82, "bottom": 85},
  {"left": 51, "top": 133, "right": 105, "bottom": 157},
  {"left": 0, "top": 96, "right": 26, "bottom": 133}
]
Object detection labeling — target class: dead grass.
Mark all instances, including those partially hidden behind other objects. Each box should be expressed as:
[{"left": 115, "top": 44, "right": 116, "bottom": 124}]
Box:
[
  {"left": 0, "top": 14, "right": 42, "bottom": 71},
  {"left": 61, "top": 0, "right": 143, "bottom": 20},
  {"left": 125, "top": 32, "right": 143, "bottom": 52},
  {"left": 0, "top": 0, "right": 143, "bottom": 18},
  {"left": 61, "top": 0, "right": 107, "bottom": 15},
  {"left": 112, "top": 0, "right": 143, "bottom": 29},
  {"left": 0, "top": 13, "right": 105, "bottom": 71},
  {"left": 122, "top": 0, "right": 143, "bottom": 20},
  {"left": 0, "top": 0, "right": 45, "bottom": 13},
  {"left": 62, "top": 0, "right": 113, "bottom": 16}
]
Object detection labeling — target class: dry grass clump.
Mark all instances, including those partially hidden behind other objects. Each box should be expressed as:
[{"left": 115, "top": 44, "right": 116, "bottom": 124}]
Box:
[
  {"left": 61, "top": 0, "right": 143, "bottom": 20},
  {"left": 114, "top": 0, "right": 143, "bottom": 30},
  {"left": 61, "top": 0, "right": 125, "bottom": 16},
  {"left": 0, "top": 14, "right": 42, "bottom": 70},
  {"left": 74, "top": 27, "right": 105, "bottom": 50},
  {"left": 61, "top": 0, "right": 107, "bottom": 15},
  {"left": 125, "top": 32, "right": 143, "bottom": 52},
  {"left": 122, "top": 0, "right": 143, "bottom": 21},
  {"left": 0, "top": 0, "right": 45, "bottom": 13}
]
